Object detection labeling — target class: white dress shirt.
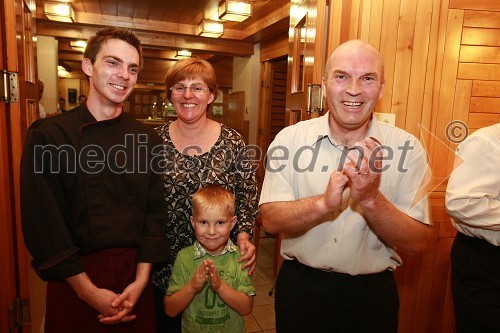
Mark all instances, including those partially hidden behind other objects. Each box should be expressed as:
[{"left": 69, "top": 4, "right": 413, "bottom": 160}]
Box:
[
  {"left": 260, "top": 112, "right": 430, "bottom": 274},
  {"left": 446, "top": 123, "right": 500, "bottom": 245}
]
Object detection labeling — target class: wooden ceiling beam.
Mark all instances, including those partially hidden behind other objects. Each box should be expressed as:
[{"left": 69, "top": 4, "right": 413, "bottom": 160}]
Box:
[
  {"left": 58, "top": 52, "right": 83, "bottom": 62},
  {"left": 36, "top": 20, "right": 254, "bottom": 56},
  {"left": 240, "top": 3, "right": 291, "bottom": 40},
  {"left": 73, "top": 12, "right": 244, "bottom": 40}
]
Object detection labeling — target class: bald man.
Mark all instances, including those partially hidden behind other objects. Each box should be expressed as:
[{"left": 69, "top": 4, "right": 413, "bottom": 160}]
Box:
[{"left": 259, "top": 40, "right": 431, "bottom": 332}]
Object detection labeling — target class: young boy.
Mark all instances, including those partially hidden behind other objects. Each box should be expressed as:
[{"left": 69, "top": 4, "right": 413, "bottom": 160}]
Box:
[{"left": 164, "top": 185, "right": 256, "bottom": 333}]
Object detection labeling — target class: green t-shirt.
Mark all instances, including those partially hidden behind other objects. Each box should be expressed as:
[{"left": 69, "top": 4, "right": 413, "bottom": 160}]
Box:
[{"left": 166, "top": 242, "right": 256, "bottom": 333}]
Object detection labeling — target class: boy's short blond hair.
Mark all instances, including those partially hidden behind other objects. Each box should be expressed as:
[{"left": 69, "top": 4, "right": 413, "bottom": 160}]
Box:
[{"left": 192, "top": 185, "right": 235, "bottom": 216}]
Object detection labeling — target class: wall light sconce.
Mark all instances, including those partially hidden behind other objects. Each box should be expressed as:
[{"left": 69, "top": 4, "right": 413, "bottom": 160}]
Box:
[
  {"left": 70, "top": 40, "right": 87, "bottom": 52},
  {"left": 175, "top": 50, "right": 192, "bottom": 58},
  {"left": 57, "top": 65, "right": 69, "bottom": 78},
  {"left": 44, "top": 1, "right": 75, "bottom": 23},
  {"left": 198, "top": 20, "right": 224, "bottom": 38},
  {"left": 218, "top": 0, "right": 252, "bottom": 22},
  {"left": 307, "top": 83, "right": 324, "bottom": 115}
]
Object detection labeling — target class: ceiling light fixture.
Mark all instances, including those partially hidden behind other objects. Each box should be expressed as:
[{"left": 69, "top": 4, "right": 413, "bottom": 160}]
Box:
[
  {"left": 175, "top": 50, "right": 192, "bottom": 58},
  {"left": 44, "top": 1, "right": 75, "bottom": 23},
  {"left": 198, "top": 20, "right": 224, "bottom": 38},
  {"left": 218, "top": 0, "right": 252, "bottom": 22},
  {"left": 70, "top": 40, "right": 87, "bottom": 52},
  {"left": 57, "top": 65, "right": 69, "bottom": 78}
]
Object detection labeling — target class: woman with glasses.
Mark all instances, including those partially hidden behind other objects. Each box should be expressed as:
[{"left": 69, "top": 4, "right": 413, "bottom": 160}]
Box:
[{"left": 152, "top": 58, "right": 259, "bottom": 333}]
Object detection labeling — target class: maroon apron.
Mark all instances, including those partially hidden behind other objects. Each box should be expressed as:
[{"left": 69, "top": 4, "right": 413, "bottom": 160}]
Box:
[{"left": 45, "top": 248, "right": 156, "bottom": 333}]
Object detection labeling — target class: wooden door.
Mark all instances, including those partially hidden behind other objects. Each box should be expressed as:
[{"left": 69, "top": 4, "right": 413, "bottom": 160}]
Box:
[
  {"left": 256, "top": 59, "right": 287, "bottom": 189},
  {"left": 0, "top": 0, "right": 37, "bottom": 331},
  {"left": 227, "top": 91, "right": 245, "bottom": 139},
  {"left": 286, "top": 0, "right": 327, "bottom": 124}
]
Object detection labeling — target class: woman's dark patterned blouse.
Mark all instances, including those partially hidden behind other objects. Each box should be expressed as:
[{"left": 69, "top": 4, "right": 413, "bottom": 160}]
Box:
[{"left": 152, "top": 122, "right": 259, "bottom": 293}]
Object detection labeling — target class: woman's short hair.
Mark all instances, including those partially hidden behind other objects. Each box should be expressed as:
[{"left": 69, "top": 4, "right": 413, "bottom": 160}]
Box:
[{"left": 164, "top": 57, "right": 220, "bottom": 111}]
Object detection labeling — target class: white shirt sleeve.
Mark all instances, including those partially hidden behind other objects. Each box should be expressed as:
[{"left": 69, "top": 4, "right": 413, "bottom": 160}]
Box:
[
  {"left": 446, "top": 131, "right": 500, "bottom": 231},
  {"left": 39, "top": 103, "right": 46, "bottom": 118}
]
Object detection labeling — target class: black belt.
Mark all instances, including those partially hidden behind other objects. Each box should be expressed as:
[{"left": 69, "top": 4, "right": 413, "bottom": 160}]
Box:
[
  {"left": 455, "top": 232, "right": 500, "bottom": 254},
  {"left": 287, "top": 259, "right": 392, "bottom": 287}
]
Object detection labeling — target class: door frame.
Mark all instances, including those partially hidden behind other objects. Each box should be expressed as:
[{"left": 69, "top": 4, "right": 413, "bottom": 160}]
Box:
[{"left": 0, "top": 0, "right": 37, "bottom": 331}]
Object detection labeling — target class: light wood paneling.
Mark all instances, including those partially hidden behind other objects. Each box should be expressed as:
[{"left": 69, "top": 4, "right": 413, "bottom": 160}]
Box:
[
  {"left": 472, "top": 80, "right": 500, "bottom": 97},
  {"left": 390, "top": 0, "right": 418, "bottom": 131},
  {"left": 470, "top": 97, "right": 500, "bottom": 113},
  {"left": 463, "top": 10, "right": 500, "bottom": 28},
  {"left": 458, "top": 63, "right": 500, "bottom": 80},
  {"left": 448, "top": 79, "right": 472, "bottom": 173},
  {"left": 260, "top": 32, "right": 288, "bottom": 62},
  {"left": 462, "top": 27, "right": 500, "bottom": 46},
  {"left": 431, "top": 9, "right": 463, "bottom": 179},
  {"left": 404, "top": 0, "right": 435, "bottom": 137},
  {"left": 377, "top": 0, "right": 401, "bottom": 115},
  {"left": 460, "top": 45, "right": 500, "bottom": 63},
  {"left": 468, "top": 113, "right": 500, "bottom": 128},
  {"left": 449, "top": 0, "right": 500, "bottom": 11},
  {"left": 367, "top": 0, "right": 384, "bottom": 48}
]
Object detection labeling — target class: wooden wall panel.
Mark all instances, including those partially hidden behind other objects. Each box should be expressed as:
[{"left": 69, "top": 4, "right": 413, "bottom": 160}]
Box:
[
  {"left": 260, "top": 32, "right": 289, "bottom": 62},
  {"left": 349, "top": 0, "right": 361, "bottom": 40},
  {"left": 470, "top": 97, "right": 500, "bottom": 113},
  {"left": 367, "top": 0, "right": 384, "bottom": 48},
  {"left": 472, "top": 80, "right": 500, "bottom": 97},
  {"left": 468, "top": 113, "right": 500, "bottom": 129},
  {"left": 404, "top": 0, "right": 435, "bottom": 137},
  {"left": 357, "top": 0, "right": 371, "bottom": 41},
  {"left": 462, "top": 27, "right": 500, "bottom": 46},
  {"left": 463, "top": 10, "right": 500, "bottom": 28},
  {"left": 420, "top": 0, "right": 443, "bottom": 148},
  {"left": 449, "top": 0, "right": 500, "bottom": 11},
  {"left": 459, "top": 45, "right": 500, "bottom": 63},
  {"left": 431, "top": 9, "right": 463, "bottom": 179},
  {"left": 447, "top": 79, "right": 472, "bottom": 173},
  {"left": 377, "top": 0, "right": 401, "bottom": 115},
  {"left": 458, "top": 63, "right": 500, "bottom": 80},
  {"left": 391, "top": 0, "right": 418, "bottom": 131}
]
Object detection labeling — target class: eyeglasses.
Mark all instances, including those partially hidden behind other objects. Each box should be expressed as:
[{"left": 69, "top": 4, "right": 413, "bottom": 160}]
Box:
[{"left": 170, "top": 84, "right": 210, "bottom": 96}]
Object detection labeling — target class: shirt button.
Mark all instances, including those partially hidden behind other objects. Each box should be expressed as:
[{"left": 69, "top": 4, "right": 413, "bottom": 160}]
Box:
[{"left": 333, "top": 238, "right": 338, "bottom": 243}]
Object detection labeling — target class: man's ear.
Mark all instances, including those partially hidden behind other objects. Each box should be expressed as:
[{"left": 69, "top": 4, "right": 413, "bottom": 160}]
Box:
[
  {"left": 378, "top": 82, "right": 385, "bottom": 100},
  {"left": 82, "top": 58, "right": 93, "bottom": 77}
]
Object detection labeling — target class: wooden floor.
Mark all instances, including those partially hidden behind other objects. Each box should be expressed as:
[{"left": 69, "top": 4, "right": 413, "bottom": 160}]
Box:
[{"left": 245, "top": 235, "right": 277, "bottom": 333}]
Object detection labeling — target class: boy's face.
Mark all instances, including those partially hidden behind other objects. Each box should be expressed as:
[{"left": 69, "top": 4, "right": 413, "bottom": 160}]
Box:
[{"left": 190, "top": 207, "right": 236, "bottom": 256}]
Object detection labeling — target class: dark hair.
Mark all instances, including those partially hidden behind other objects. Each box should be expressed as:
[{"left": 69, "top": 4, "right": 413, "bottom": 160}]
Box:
[
  {"left": 164, "top": 57, "right": 219, "bottom": 111},
  {"left": 83, "top": 27, "right": 143, "bottom": 68}
]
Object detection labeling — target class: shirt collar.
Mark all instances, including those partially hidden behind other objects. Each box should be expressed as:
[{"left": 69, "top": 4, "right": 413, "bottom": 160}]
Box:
[
  {"left": 311, "top": 111, "right": 385, "bottom": 147},
  {"left": 193, "top": 239, "right": 238, "bottom": 259}
]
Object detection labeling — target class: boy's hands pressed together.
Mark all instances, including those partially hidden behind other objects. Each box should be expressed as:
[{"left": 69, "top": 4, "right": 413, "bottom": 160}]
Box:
[
  {"left": 190, "top": 260, "right": 210, "bottom": 293},
  {"left": 205, "top": 259, "right": 222, "bottom": 292}
]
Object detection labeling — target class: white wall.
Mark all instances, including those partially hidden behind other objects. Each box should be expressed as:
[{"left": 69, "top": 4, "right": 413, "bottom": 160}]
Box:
[
  {"left": 36, "top": 36, "right": 58, "bottom": 115},
  {"left": 59, "top": 78, "right": 81, "bottom": 111},
  {"left": 232, "top": 44, "right": 260, "bottom": 145}
]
